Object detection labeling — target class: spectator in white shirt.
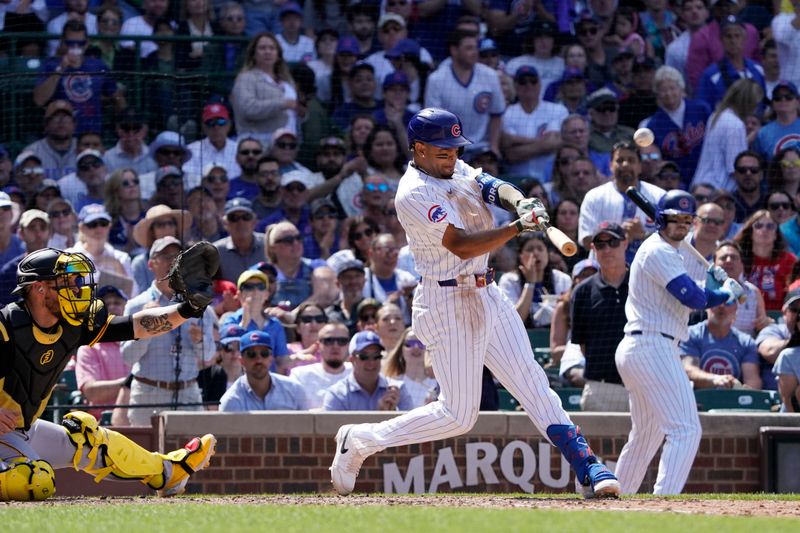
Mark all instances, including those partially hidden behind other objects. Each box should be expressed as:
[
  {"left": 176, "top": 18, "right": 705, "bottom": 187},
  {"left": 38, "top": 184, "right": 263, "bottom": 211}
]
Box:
[
  {"left": 183, "top": 103, "right": 241, "bottom": 183},
  {"left": 120, "top": 0, "right": 171, "bottom": 58},
  {"left": 290, "top": 322, "right": 353, "bottom": 410},
  {"left": 772, "top": 0, "right": 800, "bottom": 88}
]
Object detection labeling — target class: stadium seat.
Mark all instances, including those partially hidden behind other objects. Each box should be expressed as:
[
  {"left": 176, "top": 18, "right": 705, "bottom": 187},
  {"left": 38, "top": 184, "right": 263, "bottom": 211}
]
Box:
[
  {"left": 48, "top": 368, "right": 79, "bottom": 422},
  {"left": 498, "top": 388, "right": 520, "bottom": 411},
  {"left": 556, "top": 388, "right": 583, "bottom": 411},
  {"left": 694, "top": 389, "right": 775, "bottom": 411},
  {"left": 527, "top": 329, "right": 552, "bottom": 366}
]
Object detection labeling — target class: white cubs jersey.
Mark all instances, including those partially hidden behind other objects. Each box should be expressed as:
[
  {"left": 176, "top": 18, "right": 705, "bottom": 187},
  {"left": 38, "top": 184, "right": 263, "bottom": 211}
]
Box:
[
  {"left": 424, "top": 63, "right": 505, "bottom": 148},
  {"left": 578, "top": 180, "right": 665, "bottom": 246},
  {"left": 395, "top": 159, "right": 494, "bottom": 280},
  {"left": 625, "top": 233, "right": 693, "bottom": 342},
  {"left": 502, "top": 100, "right": 569, "bottom": 181}
]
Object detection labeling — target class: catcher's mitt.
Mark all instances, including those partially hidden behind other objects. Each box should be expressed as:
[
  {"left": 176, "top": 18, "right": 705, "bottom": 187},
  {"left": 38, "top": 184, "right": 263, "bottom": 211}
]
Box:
[{"left": 167, "top": 241, "right": 220, "bottom": 317}]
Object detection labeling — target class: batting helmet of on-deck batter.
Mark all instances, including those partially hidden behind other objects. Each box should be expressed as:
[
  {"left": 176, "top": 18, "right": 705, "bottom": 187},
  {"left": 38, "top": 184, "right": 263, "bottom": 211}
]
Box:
[
  {"left": 655, "top": 189, "right": 696, "bottom": 229},
  {"left": 407, "top": 108, "right": 472, "bottom": 149}
]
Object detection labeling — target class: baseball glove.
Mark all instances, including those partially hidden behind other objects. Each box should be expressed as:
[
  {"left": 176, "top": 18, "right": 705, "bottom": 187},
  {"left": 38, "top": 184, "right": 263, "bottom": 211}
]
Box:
[{"left": 167, "top": 241, "right": 220, "bottom": 318}]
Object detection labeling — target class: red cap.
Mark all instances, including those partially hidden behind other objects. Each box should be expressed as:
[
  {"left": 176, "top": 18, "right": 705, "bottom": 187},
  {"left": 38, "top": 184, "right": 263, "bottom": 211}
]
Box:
[{"left": 202, "top": 103, "right": 230, "bottom": 122}]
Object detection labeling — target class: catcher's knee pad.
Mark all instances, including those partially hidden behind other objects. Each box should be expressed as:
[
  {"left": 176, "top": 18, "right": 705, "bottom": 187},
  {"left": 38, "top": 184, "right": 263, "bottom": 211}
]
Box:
[
  {"left": 0, "top": 458, "right": 56, "bottom": 501},
  {"left": 61, "top": 411, "right": 164, "bottom": 486},
  {"left": 546, "top": 424, "right": 597, "bottom": 485}
]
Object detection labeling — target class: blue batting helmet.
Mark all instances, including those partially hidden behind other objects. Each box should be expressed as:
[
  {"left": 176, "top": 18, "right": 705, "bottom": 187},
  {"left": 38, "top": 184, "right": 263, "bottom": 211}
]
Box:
[
  {"left": 407, "top": 108, "right": 472, "bottom": 149},
  {"left": 655, "top": 189, "right": 696, "bottom": 229}
]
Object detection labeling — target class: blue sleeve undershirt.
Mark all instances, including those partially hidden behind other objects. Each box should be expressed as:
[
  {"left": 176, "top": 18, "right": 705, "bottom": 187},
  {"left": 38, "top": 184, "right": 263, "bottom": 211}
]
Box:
[{"left": 665, "top": 274, "right": 729, "bottom": 309}]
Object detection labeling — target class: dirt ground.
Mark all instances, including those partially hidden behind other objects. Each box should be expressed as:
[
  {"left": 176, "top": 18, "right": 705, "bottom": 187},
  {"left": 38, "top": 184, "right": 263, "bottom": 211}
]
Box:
[{"left": 6, "top": 495, "right": 799, "bottom": 518}]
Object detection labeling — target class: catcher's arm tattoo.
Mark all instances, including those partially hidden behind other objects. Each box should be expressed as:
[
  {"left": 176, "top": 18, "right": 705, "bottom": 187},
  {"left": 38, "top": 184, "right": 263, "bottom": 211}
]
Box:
[{"left": 131, "top": 304, "right": 190, "bottom": 339}]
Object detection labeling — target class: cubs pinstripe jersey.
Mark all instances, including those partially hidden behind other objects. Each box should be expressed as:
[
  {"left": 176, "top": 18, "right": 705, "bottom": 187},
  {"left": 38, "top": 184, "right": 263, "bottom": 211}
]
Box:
[
  {"left": 395, "top": 159, "right": 495, "bottom": 280},
  {"left": 625, "top": 233, "right": 694, "bottom": 342}
]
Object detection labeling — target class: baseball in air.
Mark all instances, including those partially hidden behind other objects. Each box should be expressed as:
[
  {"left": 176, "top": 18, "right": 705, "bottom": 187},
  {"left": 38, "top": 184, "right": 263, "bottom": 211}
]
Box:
[{"left": 633, "top": 127, "right": 655, "bottom": 147}]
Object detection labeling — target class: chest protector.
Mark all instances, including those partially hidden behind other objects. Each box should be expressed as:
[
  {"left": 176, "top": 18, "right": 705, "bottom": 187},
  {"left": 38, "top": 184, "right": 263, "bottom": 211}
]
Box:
[{"left": 0, "top": 303, "right": 86, "bottom": 429}]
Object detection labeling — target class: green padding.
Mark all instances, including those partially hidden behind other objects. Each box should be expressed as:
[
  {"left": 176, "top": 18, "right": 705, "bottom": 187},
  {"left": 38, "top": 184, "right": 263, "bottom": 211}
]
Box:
[
  {"left": 556, "top": 388, "right": 583, "bottom": 411},
  {"left": 694, "top": 389, "right": 775, "bottom": 411}
]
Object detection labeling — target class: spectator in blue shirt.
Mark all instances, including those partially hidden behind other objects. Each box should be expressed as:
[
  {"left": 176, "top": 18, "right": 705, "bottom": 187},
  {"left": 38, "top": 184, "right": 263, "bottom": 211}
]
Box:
[
  {"left": 774, "top": 342, "right": 800, "bottom": 412},
  {"left": 322, "top": 331, "right": 413, "bottom": 411},
  {"left": 220, "top": 331, "right": 306, "bottom": 411}
]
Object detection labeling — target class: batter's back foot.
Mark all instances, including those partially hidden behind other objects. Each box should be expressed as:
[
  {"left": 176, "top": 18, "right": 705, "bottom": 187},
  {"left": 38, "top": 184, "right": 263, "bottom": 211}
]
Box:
[
  {"left": 580, "top": 463, "right": 621, "bottom": 499},
  {"left": 330, "top": 424, "right": 367, "bottom": 496}
]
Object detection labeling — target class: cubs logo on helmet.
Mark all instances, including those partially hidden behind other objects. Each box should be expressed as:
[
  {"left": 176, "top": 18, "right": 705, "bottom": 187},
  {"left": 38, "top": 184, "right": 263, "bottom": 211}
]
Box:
[
  {"left": 407, "top": 108, "right": 472, "bottom": 149},
  {"left": 427, "top": 205, "right": 448, "bottom": 223},
  {"left": 655, "top": 189, "right": 696, "bottom": 229}
]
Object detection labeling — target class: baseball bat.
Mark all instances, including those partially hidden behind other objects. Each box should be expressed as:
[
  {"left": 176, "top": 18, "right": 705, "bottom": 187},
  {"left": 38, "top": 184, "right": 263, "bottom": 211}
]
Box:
[
  {"left": 544, "top": 224, "right": 578, "bottom": 257},
  {"left": 624, "top": 186, "right": 709, "bottom": 268}
]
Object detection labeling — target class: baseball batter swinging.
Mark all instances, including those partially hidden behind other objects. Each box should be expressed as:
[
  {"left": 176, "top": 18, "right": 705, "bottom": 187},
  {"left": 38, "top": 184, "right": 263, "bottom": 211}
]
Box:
[
  {"left": 614, "top": 190, "right": 744, "bottom": 495},
  {"left": 330, "top": 108, "right": 621, "bottom": 499},
  {"left": 0, "top": 244, "right": 217, "bottom": 501}
]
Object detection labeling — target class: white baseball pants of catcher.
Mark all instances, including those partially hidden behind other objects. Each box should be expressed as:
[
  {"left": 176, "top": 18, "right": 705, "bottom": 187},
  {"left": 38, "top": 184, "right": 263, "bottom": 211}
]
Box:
[
  {"left": 614, "top": 334, "right": 702, "bottom": 495},
  {"left": 350, "top": 281, "right": 572, "bottom": 456}
]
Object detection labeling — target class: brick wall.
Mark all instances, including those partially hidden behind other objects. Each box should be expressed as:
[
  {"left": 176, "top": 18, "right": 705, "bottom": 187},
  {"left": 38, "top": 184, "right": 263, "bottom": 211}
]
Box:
[{"left": 151, "top": 411, "right": 799, "bottom": 495}]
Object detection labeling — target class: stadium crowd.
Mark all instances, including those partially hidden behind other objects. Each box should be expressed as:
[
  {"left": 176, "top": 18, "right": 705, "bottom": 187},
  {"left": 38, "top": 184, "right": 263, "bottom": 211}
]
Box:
[{"left": 1, "top": 0, "right": 800, "bottom": 423}]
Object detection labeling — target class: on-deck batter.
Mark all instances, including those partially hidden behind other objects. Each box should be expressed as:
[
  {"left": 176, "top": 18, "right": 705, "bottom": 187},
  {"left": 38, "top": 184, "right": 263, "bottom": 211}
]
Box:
[
  {"left": 329, "top": 108, "right": 621, "bottom": 499},
  {"left": 614, "top": 189, "right": 744, "bottom": 495}
]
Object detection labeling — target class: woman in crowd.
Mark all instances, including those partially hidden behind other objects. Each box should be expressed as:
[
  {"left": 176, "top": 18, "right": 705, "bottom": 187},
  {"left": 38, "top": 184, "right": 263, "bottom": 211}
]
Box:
[
  {"left": 375, "top": 303, "right": 405, "bottom": 353},
  {"left": 734, "top": 209, "right": 798, "bottom": 311},
  {"left": 347, "top": 115, "right": 376, "bottom": 158},
  {"left": 285, "top": 303, "right": 328, "bottom": 373},
  {"left": 175, "top": 0, "right": 214, "bottom": 72},
  {"left": 363, "top": 124, "right": 407, "bottom": 190},
  {"left": 130, "top": 204, "right": 192, "bottom": 291},
  {"left": 332, "top": 215, "right": 380, "bottom": 264},
  {"left": 551, "top": 199, "right": 588, "bottom": 269},
  {"left": 544, "top": 44, "right": 588, "bottom": 101},
  {"left": 498, "top": 232, "right": 572, "bottom": 328},
  {"left": 88, "top": 4, "right": 124, "bottom": 70},
  {"left": 694, "top": 79, "right": 764, "bottom": 191},
  {"left": 265, "top": 221, "right": 326, "bottom": 309},
  {"left": 186, "top": 186, "right": 225, "bottom": 243},
  {"left": 104, "top": 168, "right": 146, "bottom": 254},
  {"left": 767, "top": 147, "right": 800, "bottom": 198},
  {"left": 767, "top": 190, "right": 796, "bottom": 226},
  {"left": 203, "top": 1, "right": 248, "bottom": 98},
  {"left": 46, "top": 197, "right": 78, "bottom": 250},
  {"left": 543, "top": 143, "right": 585, "bottom": 192},
  {"left": 383, "top": 328, "right": 438, "bottom": 408},
  {"left": 26, "top": 180, "right": 61, "bottom": 212},
  {"left": 713, "top": 240, "right": 772, "bottom": 336},
  {"left": 307, "top": 29, "right": 339, "bottom": 105},
  {"left": 231, "top": 32, "right": 297, "bottom": 146}
]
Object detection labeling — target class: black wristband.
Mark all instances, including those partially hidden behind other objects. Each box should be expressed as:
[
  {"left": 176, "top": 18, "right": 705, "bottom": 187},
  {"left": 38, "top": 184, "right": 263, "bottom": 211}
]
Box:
[
  {"left": 177, "top": 301, "right": 203, "bottom": 319},
  {"left": 513, "top": 219, "right": 524, "bottom": 234}
]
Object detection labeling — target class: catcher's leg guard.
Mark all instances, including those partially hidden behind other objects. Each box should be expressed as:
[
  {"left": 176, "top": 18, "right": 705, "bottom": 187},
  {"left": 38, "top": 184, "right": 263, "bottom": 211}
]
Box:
[
  {"left": 158, "top": 433, "right": 217, "bottom": 497},
  {"left": 0, "top": 458, "right": 56, "bottom": 501},
  {"left": 61, "top": 411, "right": 165, "bottom": 488},
  {"left": 546, "top": 424, "right": 620, "bottom": 498}
]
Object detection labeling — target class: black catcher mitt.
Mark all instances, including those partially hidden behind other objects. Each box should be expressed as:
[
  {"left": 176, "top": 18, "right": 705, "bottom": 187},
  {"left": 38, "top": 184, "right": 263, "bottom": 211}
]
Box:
[{"left": 167, "top": 241, "right": 220, "bottom": 317}]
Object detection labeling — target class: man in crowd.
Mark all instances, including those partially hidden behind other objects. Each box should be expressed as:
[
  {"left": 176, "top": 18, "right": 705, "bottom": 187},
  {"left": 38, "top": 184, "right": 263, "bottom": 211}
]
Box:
[
  {"left": 326, "top": 259, "right": 369, "bottom": 333},
  {"left": 306, "top": 136, "right": 367, "bottom": 218},
  {"left": 0, "top": 209, "right": 51, "bottom": 306},
  {"left": 347, "top": 3, "right": 379, "bottom": 57},
  {"left": 214, "top": 198, "right": 265, "bottom": 283},
  {"left": 120, "top": 0, "right": 171, "bottom": 58},
  {"left": 771, "top": 0, "right": 800, "bottom": 88},
  {"left": 11, "top": 152, "right": 46, "bottom": 203},
  {"left": 501, "top": 65, "right": 567, "bottom": 182},
  {"left": 619, "top": 58, "right": 659, "bottom": 129},
  {"left": 753, "top": 81, "right": 800, "bottom": 161},
  {"left": 731, "top": 150, "right": 766, "bottom": 222},
  {"left": 571, "top": 222, "right": 630, "bottom": 412},
  {"left": 139, "top": 131, "right": 192, "bottom": 200},
  {"left": 290, "top": 322, "right": 353, "bottom": 409},
  {"left": 560, "top": 114, "right": 611, "bottom": 177},
  {"left": 680, "top": 301, "right": 762, "bottom": 390},
  {"left": 687, "top": 202, "right": 728, "bottom": 279},
  {"left": 332, "top": 62, "right": 379, "bottom": 131},
  {"left": 122, "top": 237, "right": 217, "bottom": 426},
  {"left": 228, "top": 138, "right": 264, "bottom": 199},
  {"left": 755, "top": 289, "right": 800, "bottom": 391},
  {"left": 58, "top": 149, "right": 107, "bottom": 210},
  {"left": 219, "top": 331, "right": 305, "bottom": 411},
  {"left": 587, "top": 88, "right": 635, "bottom": 154},
  {"left": 665, "top": 0, "right": 710, "bottom": 85},
  {"left": 104, "top": 108, "right": 157, "bottom": 175},
  {"left": 322, "top": 331, "right": 413, "bottom": 411},
  {"left": 22, "top": 99, "right": 78, "bottom": 180},
  {"left": 183, "top": 103, "right": 241, "bottom": 181}
]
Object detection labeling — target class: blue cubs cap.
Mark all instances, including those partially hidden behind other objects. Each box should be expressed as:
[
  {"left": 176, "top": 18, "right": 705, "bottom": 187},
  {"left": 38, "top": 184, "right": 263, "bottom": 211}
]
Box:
[
  {"left": 279, "top": 2, "right": 302, "bottom": 17},
  {"left": 349, "top": 330, "right": 384, "bottom": 355},
  {"left": 240, "top": 330, "right": 273, "bottom": 351},
  {"left": 78, "top": 203, "right": 111, "bottom": 224},
  {"left": 336, "top": 36, "right": 360, "bottom": 55},
  {"left": 220, "top": 324, "right": 246, "bottom": 345},
  {"left": 720, "top": 14, "right": 746, "bottom": 30},
  {"left": 571, "top": 258, "right": 599, "bottom": 279},
  {"left": 479, "top": 38, "right": 498, "bottom": 54},
  {"left": 773, "top": 80, "right": 798, "bottom": 99},
  {"left": 386, "top": 38, "right": 421, "bottom": 59},
  {"left": 514, "top": 65, "right": 539, "bottom": 83},
  {"left": 97, "top": 285, "right": 129, "bottom": 301},
  {"left": 224, "top": 197, "right": 254, "bottom": 217},
  {"left": 383, "top": 71, "right": 410, "bottom": 90}
]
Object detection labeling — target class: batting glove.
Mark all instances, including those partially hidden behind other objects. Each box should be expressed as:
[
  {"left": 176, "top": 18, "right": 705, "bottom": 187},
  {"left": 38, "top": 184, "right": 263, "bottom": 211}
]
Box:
[
  {"left": 515, "top": 198, "right": 549, "bottom": 225},
  {"left": 721, "top": 278, "right": 744, "bottom": 305},
  {"left": 705, "top": 265, "right": 728, "bottom": 291}
]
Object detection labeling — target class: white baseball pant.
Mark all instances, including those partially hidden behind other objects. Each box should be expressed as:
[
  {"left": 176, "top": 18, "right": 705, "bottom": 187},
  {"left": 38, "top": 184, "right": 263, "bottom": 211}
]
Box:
[{"left": 614, "top": 334, "right": 701, "bottom": 495}]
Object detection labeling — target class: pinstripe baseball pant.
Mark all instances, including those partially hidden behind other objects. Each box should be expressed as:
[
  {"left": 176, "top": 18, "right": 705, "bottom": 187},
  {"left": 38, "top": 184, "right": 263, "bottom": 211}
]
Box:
[{"left": 614, "top": 334, "right": 701, "bottom": 495}]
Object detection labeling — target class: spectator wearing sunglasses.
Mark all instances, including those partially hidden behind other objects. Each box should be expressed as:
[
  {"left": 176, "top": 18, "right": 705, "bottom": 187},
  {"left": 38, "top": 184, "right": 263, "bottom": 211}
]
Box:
[
  {"left": 138, "top": 131, "right": 193, "bottom": 201},
  {"left": 255, "top": 169, "right": 315, "bottom": 234},
  {"left": 269, "top": 128, "right": 312, "bottom": 176},
  {"left": 638, "top": 143, "right": 663, "bottom": 184},
  {"left": 383, "top": 328, "right": 437, "bottom": 408},
  {"left": 285, "top": 303, "right": 328, "bottom": 373},
  {"left": 767, "top": 191, "right": 796, "bottom": 227},
  {"left": 322, "top": 330, "right": 413, "bottom": 411},
  {"left": 265, "top": 221, "right": 327, "bottom": 309},
  {"left": 104, "top": 168, "right": 147, "bottom": 254},
  {"left": 200, "top": 163, "right": 231, "bottom": 216},
  {"left": 649, "top": 160, "right": 682, "bottom": 192},
  {"left": 755, "top": 288, "right": 800, "bottom": 393},
  {"left": 685, "top": 203, "right": 729, "bottom": 279},
  {"left": 221, "top": 270, "right": 290, "bottom": 359},
  {"left": 105, "top": 107, "right": 157, "bottom": 176},
  {"left": 730, "top": 150, "right": 767, "bottom": 223},
  {"left": 20, "top": 100, "right": 78, "bottom": 181},
  {"left": 734, "top": 209, "right": 798, "bottom": 311},
  {"left": 304, "top": 198, "right": 341, "bottom": 260},
  {"left": 587, "top": 88, "right": 635, "bottom": 155},
  {"left": 501, "top": 65, "right": 568, "bottom": 184},
  {"left": 183, "top": 103, "right": 241, "bottom": 182},
  {"left": 198, "top": 324, "right": 246, "bottom": 410},
  {"left": 325, "top": 259, "right": 368, "bottom": 334},
  {"left": 130, "top": 204, "right": 192, "bottom": 291},
  {"left": 69, "top": 203, "right": 136, "bottom": 297},
  {"left": 11, "top": 152, "right": 46, "bottom": 204},
  {"left": 60, "top": 150, "right": 108, "bottom": 212},
  {"left": 358, "top": 175, "right": 392, "bottom": 227},
  {"left": 767, "top": 147, "right": 800, "bottom": 199},
  {"left": 364, "top": 233, "right": 416, "bottom": 308},
  {"left": 220, "top": 330, "right": 306, "bottom": 412},
  {"left": 289, "top": 322, "right": 352, "bottom": 410},
  {"left": 712, "top": 241, "right": 771, "bottom": 337},
  {"left": 214, "top": 198, "right": 265, "bottom": 283},
  {"left": 46, "top": 197, "right": 78, "bottom": 250}
]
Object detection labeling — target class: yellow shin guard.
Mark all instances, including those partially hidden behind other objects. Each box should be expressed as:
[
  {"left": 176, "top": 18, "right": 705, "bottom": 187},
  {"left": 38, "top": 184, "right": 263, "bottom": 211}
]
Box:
[
  {"left": 61, "top": 411, "right": 167, "bottom": 490},
  {"left": 0, "top": 458, "right": 56, "bottom": 501}
]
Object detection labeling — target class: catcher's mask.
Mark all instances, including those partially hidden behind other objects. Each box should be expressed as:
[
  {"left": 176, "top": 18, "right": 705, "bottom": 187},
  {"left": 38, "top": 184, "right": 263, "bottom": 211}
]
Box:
[{"left": 14, "top": 248, "right": 98, "bottom": 326}]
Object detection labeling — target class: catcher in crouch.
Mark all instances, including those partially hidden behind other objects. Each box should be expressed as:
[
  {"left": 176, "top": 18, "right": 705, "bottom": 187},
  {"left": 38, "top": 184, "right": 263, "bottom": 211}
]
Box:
[{"left": 0, "top": 242, "right": 219, "bottom": 501}]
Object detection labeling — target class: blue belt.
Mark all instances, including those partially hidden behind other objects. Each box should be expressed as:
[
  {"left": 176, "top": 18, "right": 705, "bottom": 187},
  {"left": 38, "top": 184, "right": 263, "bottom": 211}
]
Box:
[
  {"left": 629, "top": 330, "right": 675, "bottom": 341},
  {"left": 437, "top": 268, "right": 495, "bottom": 288}
]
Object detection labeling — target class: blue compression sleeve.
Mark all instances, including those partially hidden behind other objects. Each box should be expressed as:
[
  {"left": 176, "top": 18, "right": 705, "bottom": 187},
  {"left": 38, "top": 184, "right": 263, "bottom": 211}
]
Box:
[
  {"left": 474, "top": 172, "right": 521, "bottom": 207},
  {"left": 665, "top": 274, "right": 729, "bottom": 309}
]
